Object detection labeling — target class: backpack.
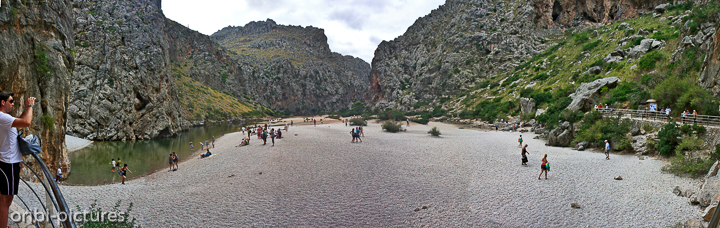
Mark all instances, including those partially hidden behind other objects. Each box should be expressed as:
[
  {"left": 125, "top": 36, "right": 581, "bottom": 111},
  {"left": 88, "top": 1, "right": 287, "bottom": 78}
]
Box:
[{"left": 17, "top": 129, "right": 41, "bottom": 155}]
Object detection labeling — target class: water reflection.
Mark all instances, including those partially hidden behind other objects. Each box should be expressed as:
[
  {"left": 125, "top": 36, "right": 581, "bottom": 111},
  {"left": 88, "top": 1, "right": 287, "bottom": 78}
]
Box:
[{"left": 67, "top": 123, "right": 241, "bottom": 185}]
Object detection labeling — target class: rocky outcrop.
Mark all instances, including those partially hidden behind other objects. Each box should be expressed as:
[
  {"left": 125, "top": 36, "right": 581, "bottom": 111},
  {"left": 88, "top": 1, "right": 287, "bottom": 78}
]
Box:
[
  {"left": 521, "top": 97, "right": 536, "bottom": 114},
  {"left": 210, "top": 19, "right": 371, "bottom": 114},
  {"left": 368, "top": 0, "right": 552, "bottom": 110},
  {"left": 533, "top": 0, "right": 666, "bottom": 29},
  {"left": 0, "top": 0, "right": 73, "bottom": 179},
  {"left": 700, "top": 24, "right": 720, "bottom": 97},
  {"left": 547, "top": 121, "right": 574, "bottom": 147},
  {"left": 67, "top": 0, "right": 189, "bottom": 140},
  {"left": 567, "top": 77, "right": 620, "bottom": 111}
]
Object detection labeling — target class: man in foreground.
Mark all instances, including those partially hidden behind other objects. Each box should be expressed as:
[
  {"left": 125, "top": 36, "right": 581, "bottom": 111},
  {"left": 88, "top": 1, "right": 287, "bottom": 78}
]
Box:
[{"left": 0, "top": 91, "right": 36, "bottom": 227}]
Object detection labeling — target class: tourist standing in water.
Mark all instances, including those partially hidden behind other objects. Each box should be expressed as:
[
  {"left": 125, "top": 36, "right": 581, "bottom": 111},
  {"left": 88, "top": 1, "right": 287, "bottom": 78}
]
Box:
[
  {"left": 119, "top": 164, "right": 132, "bottom": 184},
  {"left": 521, "top": 144, "right": 529, "bottom": 166},
  {"left": 111, "top": 159, "right": 116, "bottom": 172},
  {"left": 538, "top": 154, "right": 548, "bottom": 180},
  {"left": 189, "top": 141, "right": 193, "bottom": 149}
]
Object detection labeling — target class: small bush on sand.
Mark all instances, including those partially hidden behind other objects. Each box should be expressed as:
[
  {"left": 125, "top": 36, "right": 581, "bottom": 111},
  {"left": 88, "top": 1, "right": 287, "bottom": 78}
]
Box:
[
  {"left": 428, "top": 127, "right": 441, "bottom": 136},
  {"left": 381, "top": 121, "right": 402, "bottom": 133},
  {"left": 349, "top": 118, "right": 367, "bottom": 126}
]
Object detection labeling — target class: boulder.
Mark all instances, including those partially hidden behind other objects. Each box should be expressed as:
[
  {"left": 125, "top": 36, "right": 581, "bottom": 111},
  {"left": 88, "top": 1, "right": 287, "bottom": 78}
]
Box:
[
  {"left": 631, "top": 128, "right": 640, "bottom": 136},
  {"left": 567, "top": 77, "right": 621, "bottom": 111},
  {"left": 592, "top": 30, "right": 599, "bottom": 37},
  {"left": 570, "top": 203, "right": 581, "bottom": 208},
  {"left": 654, "top": 3, "right": 670, "bottom": 14},
  {"left": 628, "top": 39, "right": 656, "bottom": 59},
  {"left": 631, "top": 135, "right": 647, "bottom": 155},
  {"left": 520, "top": 97, "right": 536, "bottom": 115},
  {"left": 706, "top": 161, "right": 720, "bottom": 180},
  {"left": 683, "top": 36, "right": 695, "bottom": 46},
  {"left": 702, "top": 201, "right": 718, "bottom": 221},
  {"left": 638, "top": 29, "right": 649, "bottom": 36},
  {"left": 547, "top": 122, "right": 573, "bottom": 147},
  {"left": 618, "top": 22, "right": 630, "bottom": 30},
  {"left": 585, "top": 66, "right": 603, "bottom": 75},
  {"left": 698, "top": 176, "right": 720, "bottom": 207},
  {"left": 684, "top": 219, "right": 708, "bottom": 228},
  {"left": 614, "top": 175, "right": 623, "bottom": 180},
  {"left": 651, "top": 40, "right": 664, "bottom": 50},
  {"left": 574, "top": 141, "right": 589, "bottom": 151}
]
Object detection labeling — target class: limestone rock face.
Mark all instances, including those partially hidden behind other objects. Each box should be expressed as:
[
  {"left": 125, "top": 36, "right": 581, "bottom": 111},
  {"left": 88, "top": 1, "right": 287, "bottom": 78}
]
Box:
[
  {"left": 210, "top": 20, "right": 371, "bottom": 114},
  {"left": 567, "top": 77, "right": 620, "bottom": 112},
  {"left": 700, "top": 24, "right": 720, "bottom": 97},
  {"left": 67, "top": 0, "right": 189, "bottom": 140},
  {"left": 368, "top": 0, "right": 550, "bottom": 110},
  {"left": 0, "top": 0, "right": 73, "bottom": 179},
  {"left": 521, "top": 98, "right": 536, "bottom": 115},
  {"left": 533, "top": 0, "right": 666, "bottom": 29},
  {"left": 547, "top": 121, "right": 573, "bottom": 147}
]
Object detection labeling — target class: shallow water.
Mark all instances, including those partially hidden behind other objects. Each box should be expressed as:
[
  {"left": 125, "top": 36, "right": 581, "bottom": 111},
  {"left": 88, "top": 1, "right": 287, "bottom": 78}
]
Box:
[{"left": 66, "top": 124, "right": 242, "bottom": 185}]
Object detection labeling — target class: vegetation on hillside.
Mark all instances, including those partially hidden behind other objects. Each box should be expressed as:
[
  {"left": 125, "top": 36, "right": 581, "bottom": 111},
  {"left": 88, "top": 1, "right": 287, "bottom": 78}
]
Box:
[
  {"left": 447, "top": 2, "right": 720, "bottom": 131},
  {"left": 171, "top": 66, "right": 273, "bottom": 121}
]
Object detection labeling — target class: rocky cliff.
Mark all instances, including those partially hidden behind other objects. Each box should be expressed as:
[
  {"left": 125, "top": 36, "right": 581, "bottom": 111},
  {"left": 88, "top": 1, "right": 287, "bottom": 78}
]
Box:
[
  {"left": 67, "top": 0, "right": 189, "bottom": 140},
  {"left": 368, "top": 0, "right": 551, "bottom": 110},
  {"left": 533, "top": 0, "right": 666, "bottom": 29},
  {"left": 0, "top": 0, "right": 73, "bottom": 179},
  {"left": 210, "top": 20, "right": 371, "bottom": 114}
]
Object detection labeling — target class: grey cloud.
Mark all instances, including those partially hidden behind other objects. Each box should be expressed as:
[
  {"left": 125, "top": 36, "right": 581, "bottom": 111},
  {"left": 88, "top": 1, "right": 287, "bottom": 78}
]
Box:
[
  {"left": 246, "top": 0, "right": 288, "bottom": 11},
  {"left": 329, "top": 9, "right": 365, "bottom": 30},
  {"left": 369, "top": 35, "right": 382, "bottom": 44}
]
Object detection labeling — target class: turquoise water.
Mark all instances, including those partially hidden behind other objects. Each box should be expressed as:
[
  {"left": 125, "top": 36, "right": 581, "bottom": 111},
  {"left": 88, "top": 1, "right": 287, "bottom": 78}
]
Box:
[{"left": 66, "top": 124, "right": 241, "bottom": 185}]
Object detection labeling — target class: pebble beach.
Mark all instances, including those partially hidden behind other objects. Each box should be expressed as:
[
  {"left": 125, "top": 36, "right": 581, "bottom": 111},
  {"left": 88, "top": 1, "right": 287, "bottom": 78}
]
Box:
[{"left": 20, "top": 120, "right": 701, "bottom": 227}]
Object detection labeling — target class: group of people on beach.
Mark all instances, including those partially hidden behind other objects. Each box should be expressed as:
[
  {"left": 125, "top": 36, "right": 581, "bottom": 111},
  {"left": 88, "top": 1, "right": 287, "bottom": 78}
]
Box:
[
  {"left": 521, "top": 136, "right": 614, "bottom": 180},
  {"left": 350, "top": 126, "right": 363, "bottom": 143},
  {"left": 109, "top": 158, "right": 132, "bottom": 184},
  {"left": 191, "top": 136, "right": 216, "bottom": 150},
  {"left": 168, "top": 152, "right": 179, "bottom": 171}
]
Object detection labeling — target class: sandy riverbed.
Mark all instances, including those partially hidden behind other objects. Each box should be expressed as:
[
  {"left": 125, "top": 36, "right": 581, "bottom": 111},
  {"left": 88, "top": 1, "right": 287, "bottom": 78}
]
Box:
[{"left": 20, "top": 120, "right": 701, "bottom": 227}]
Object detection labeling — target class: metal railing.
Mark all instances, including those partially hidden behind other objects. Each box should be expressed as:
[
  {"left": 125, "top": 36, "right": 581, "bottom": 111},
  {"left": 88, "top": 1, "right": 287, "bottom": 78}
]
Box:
[
  {"left": 12, "top": 153, "right": 76, "bottom": 228},
  {"left": 596, "top": 108, "right": 720, "bottom": 127}
]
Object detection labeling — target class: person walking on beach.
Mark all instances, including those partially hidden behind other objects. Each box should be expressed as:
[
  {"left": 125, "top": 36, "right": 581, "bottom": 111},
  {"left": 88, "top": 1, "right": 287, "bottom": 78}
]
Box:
[
  {"left": 168, "top": 153, "right": 174, "bottom": 171},
  {"left": 119, "top": 164, "right": 132, "bottom": 185},
  {"left": 211, "top": 136, "right": 215, "bottom": 148},
  {"left": 205, "top": 140, "right": 210, "bottom": 149},
  {"left": 538, "top": 154, "right": 549, "bottom": 180},
  {"left": 0, "top": 92, "right": 36, "bottom": 226},
  {"left": 111, "top": 159, "right": 116, "bottom": 172},
  {"left": 262, "top": 128, "right": 268, "bottom": 145},
  {"left": 604, "top": 139, "right": 610, "bottom": 160},
  {"left": 521, "top": 144, "right": 529, "bottom": 165},
  {"left": 355, "top": 127, "right": 362, "bottom": 142},
  {"left": 407, "top": 118, "right": 410, "bottom": 126},
  {"left": 270, "top": 128, "right": 276, "bottom": 146},
  {"left": 350, "top": 128, "right": 357, "bottom": 143},
  {"left": 359, "top": 125, "right": 364, "bottom": 137},
  {"left": 518, "top": 135, "right": 523, "bottom": 147}
]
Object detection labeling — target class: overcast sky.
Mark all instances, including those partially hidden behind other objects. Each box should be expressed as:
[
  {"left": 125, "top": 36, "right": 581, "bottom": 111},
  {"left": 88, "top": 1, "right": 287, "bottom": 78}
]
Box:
[{"left": 162, "top": 0, "right": 446, "bottom": 63}]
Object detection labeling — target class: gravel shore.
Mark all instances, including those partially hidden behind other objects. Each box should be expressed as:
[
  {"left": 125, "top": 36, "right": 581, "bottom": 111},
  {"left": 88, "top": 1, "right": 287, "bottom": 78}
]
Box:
[
  {"left": 65, "top": 135, "right": 93, "bottom": 152},
  {"left": 20, "top": 121, "right": 699, "bottom": 227}
]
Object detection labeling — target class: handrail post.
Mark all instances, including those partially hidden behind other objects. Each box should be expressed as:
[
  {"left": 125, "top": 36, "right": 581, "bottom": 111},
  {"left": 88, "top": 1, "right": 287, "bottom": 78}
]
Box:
[{"left": 30, "top": 153, "right": 75, "bottom": 228}]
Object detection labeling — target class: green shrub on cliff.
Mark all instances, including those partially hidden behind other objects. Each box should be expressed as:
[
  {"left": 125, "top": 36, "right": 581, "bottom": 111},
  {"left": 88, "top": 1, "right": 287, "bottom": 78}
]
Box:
[
  {"left": 41, "top": 115, "right": 54, "bottom": 129},
  {"left": 34, "top": 46, "right": 52, "bottom": 78}
]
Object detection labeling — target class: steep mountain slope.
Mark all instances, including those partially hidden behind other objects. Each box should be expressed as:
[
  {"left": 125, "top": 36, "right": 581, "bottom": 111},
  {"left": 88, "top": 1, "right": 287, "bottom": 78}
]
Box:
[
  {"left": 210, "top": 19, "right": 371, "bottom": 114},
  {"left": 368, "top": 0, "right": 552, "bottom": 110},
  {"left": 533, "top": 0, "right": 666, "bottom": 29},
  {"left": 68, "top": 0, "right": 188, "bottom": 140},
  {"left": 0, "top": 0, "right": 73, "bottom": 178}
]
